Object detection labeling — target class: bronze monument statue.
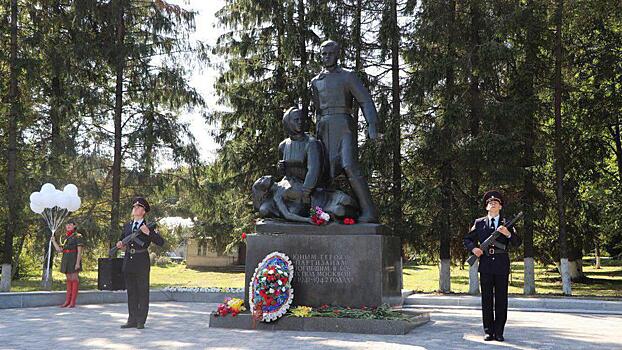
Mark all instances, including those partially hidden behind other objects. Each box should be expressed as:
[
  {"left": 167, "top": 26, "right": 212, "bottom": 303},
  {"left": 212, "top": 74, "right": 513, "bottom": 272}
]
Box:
[
  {"left": 253, "top": 40, "right": 379, "bottom": 224},
  {"left": 244, "top": 43, "right": 403, "bottom": 312},
  {"left": 252, "top": 107, "right": 358, "bottom": 223},
  {"left": 310, "top": 40, "right": 379, "bottom": 223}
]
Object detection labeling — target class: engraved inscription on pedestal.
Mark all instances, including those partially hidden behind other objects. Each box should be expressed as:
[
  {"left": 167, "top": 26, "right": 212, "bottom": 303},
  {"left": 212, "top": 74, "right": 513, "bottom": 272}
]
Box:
[
  {"left": 244, "top": 231, "right": 402, "bottom": 307},
  {"left": 292, "top": 253, "right": 354, "bottom": 285}
]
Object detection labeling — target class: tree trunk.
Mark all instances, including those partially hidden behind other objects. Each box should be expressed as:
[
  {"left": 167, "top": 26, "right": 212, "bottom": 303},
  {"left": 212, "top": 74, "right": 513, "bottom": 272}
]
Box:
[
  {"left": 351, "top": 0, "right": 362, "bottom": 120},
  {"left": 41, "top": 55, "right": 64, "bottom": 287},
  {"left": 553, "top": 0, "right": 571, "bottom": 295},
  {"left": 110, "top": 0, "right": 126, "bottom": 249},
  {"left": 567, "top": 258, "right": 584, "bottom": 280},
  {"left": 522, "top": 0, "right": 538, "bottom": 295},
  {"left": 11, "top": 228, "right": 29, "bottom": 279},
  {"left": 439, "top": 0, "right": 456, "bottom": 294},
  {"left": 586, "top": 202, "right": 601, "bottom": 270},
  {"left": 612, "top": 119, "right": 622, "bottom": 183},
  {"left": 467, "top": 0, "right": 482, "bottom": 215},
  {"left": 2, "top": 0, "right": 20, "bottom": 293},
  {"left": 141, "top": 106, "right": 155, "bottom": 186},
  {"left": 297, "top": 0, "right": 309, "bottom": 117},
  {"left": 390, "top": 0, "right": 402, "bottom": 237},
  {"left": 274, "top": 4, "right": 286, "bottom": 124},
  {"left": 595, "top": 241, "right": 601, "bottom": 269},
  {"left": 568, "top": 233, "right": 585, "bottom": 281},
  {"left": 41, "top": 238, "right": 55, "bottom": 289}
]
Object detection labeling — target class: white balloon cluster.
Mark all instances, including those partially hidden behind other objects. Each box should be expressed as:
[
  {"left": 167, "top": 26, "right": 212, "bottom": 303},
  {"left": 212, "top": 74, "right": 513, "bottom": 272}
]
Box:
[
  {"left": 29, "top": 183, "right": 82, "bottom": 285},
  {"left": 29, "top": 183, "right": 81, "bottom": 214}
]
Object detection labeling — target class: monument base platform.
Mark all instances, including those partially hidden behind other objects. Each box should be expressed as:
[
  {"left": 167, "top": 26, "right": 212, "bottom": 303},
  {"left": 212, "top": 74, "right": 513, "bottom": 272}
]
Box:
[
  {"left": 246, "top": 221, "right": 403, "bottom": 308},
  {"left": 208, "top": 310, "right": 430, "bottom": 335}
]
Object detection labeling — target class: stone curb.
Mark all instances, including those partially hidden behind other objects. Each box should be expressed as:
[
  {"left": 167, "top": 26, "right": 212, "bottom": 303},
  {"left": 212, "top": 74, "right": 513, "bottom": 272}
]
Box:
[
  {"left": 404, "top": 293, "right": 622, "bottom": 314},
  {"left": 0, "top": 290, "right": 244, "bottom": 309},
  {"left": 1, "top": 289, "right": 409, "bottom": 309}
]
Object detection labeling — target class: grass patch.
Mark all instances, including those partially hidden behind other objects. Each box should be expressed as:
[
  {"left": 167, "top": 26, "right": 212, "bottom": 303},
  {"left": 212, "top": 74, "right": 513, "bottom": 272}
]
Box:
[
  {"left": 403, "top": 260, "right": 622, "bottom": 298},
  {"left": 8, "top": 259, "right": 622, "bottom": 298},
  {"left": 10, "top": 264, "right": 245, "bottom": 292}
]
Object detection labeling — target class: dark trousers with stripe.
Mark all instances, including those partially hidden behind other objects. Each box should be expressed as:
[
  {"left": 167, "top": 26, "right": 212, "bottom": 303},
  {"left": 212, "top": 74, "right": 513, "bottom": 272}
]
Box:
[
  {"left": 480, "top": 272, "right": 509, "bottom": 336},
  {"left": 124, "top": 269, "right": 150, "bottom": 325}
]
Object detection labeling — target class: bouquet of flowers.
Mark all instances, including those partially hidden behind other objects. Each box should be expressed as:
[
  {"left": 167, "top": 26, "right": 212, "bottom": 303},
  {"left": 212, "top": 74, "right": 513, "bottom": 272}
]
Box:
[
  {"left": 343, "top": 217, "right": 355, "bottom": 225},
  {"left": 215, "top": 297, "right": 246, "bottom": 317},
  {"left": 310, "top": 206, "right": 330, "bottom": 225}
]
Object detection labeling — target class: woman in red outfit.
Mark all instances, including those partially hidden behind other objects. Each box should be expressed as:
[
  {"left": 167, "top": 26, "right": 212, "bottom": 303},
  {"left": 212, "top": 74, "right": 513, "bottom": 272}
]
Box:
[{"left": 51, "top": 220, "right": 84, "bottom": 308}]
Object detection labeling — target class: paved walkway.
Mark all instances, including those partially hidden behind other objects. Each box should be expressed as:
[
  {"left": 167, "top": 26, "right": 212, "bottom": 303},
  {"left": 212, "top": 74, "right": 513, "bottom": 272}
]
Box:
[{"left": 0, "top": 302, "right": 620, "bottom": 350}]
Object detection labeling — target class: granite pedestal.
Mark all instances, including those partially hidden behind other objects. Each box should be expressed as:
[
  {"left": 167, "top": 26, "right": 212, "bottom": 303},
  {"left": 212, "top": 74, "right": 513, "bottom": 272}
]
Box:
[
  {"left": 209, "top": 310, "right": 429, "bottom": 335},
  {"left": 245, "top": 220, "right": 403, "bottom": 308}
]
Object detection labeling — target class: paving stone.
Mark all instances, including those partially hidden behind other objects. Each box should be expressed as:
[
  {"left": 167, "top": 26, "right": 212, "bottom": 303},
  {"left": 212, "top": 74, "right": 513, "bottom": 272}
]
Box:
[{"left": 0, "top": 302, "right": 620, "bottom": 349}]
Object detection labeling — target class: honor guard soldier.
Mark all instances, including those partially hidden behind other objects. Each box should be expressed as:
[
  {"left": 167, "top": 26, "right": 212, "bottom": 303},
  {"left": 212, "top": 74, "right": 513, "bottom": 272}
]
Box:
[
  {"left": 117, "top": 197, "right": 164, "bottom": 329},
  {"left": 464, "top": 190, "right": 522, "bottom": 342}
]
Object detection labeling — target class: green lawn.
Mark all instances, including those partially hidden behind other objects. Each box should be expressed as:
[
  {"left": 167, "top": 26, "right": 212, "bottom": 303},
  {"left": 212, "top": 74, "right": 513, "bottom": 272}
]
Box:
[
  {"left": 403, "top": 260, "right": 622, "bottom": 298},
  {"left": 10, "top": 264, "right": 245, "bottom": 292},
  {"left": 9, "top": 260, "right": 622, "bottom": 298}
]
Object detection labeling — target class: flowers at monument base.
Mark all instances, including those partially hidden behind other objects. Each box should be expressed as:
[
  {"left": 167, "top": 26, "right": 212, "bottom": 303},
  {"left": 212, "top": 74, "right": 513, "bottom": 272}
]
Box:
[
  {"left": 290, "top": 306, "right": 312, "bottom": 317},
  {"left": 343, "top": 217, "right": 355, "bottom": 225},
  {"left": 310, "top": 206, "right": 330, "bottom": 225},
  {"left": 250, "top": 252, "right": 294, "bottom": 322},
  {"left": 286, "top": 304, "right": 413, "bottom": 321},
  {"left": 214, "top": 297, "right": 246, "bottom": 317},
  {"left": 241, "top": 232, "right": 247, "bottom": 240}
]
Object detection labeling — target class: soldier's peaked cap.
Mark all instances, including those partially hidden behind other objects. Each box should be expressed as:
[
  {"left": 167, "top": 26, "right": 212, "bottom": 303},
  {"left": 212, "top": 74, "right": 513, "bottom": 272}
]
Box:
[
  {"left": 132, "top": 197, "right": 150, "bottom": 212},
  {"left": 483, "top": 190, "right": 503, "bottom": 207}
]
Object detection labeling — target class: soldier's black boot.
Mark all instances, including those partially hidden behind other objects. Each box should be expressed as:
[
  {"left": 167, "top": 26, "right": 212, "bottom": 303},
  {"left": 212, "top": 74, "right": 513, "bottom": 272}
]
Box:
[{"left": 121, "top": 322, "right": 137, "bottom": 329}]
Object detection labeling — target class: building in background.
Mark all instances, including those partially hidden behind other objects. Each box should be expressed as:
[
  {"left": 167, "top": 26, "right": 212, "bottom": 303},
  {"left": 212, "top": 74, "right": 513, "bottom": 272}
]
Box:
[{"left": 185, "top": 237, "right": 245, "bottom": 267}]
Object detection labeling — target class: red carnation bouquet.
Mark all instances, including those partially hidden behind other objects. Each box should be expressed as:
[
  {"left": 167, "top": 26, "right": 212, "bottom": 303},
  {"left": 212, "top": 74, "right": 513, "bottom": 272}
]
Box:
[{"left": 310, "top": 206, "right": 330, "bottom": 225}]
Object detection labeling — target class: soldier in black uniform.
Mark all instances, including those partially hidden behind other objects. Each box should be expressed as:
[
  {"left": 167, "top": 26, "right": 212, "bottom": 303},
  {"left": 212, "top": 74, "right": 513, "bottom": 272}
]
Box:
[
  {"left": 464, "top": 190, "right": 521, "bottom": 342},
  {"left": 117, "top": 197, "right": 164, "bottom": 329}
]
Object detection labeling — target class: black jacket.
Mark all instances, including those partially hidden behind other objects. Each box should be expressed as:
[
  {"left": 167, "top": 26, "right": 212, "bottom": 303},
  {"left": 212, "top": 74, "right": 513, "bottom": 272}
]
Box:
[
  {"left": 464, "top": 216, "right": 522, "bottom": 275},
  {"left": 119, "top": 220, "right": 165, "bottom": 273}
]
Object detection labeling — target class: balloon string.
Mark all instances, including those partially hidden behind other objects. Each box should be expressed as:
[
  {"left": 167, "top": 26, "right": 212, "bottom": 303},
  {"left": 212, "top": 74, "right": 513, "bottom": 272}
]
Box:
[
  {"left": 42, "top": 206, "right": 70, "bottom": 285},
  {"left": 42, "top": 209, "right": 51, "bottom": 229}
]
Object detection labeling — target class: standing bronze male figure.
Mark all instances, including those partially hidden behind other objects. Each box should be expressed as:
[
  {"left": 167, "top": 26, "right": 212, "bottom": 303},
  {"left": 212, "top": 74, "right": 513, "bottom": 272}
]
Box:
[{"left": 310, "top": 40, "right": 379, "bottom": 223}]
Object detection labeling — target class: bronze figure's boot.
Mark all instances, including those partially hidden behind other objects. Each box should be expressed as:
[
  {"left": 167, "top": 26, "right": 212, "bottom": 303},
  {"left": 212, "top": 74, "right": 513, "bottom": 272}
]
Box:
[{"left": 348, "top": 173, "right": 378, "bottom": 223}]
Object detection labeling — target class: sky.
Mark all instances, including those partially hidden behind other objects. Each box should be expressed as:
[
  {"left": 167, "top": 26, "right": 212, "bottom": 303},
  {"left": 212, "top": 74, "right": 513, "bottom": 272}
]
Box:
[
  {"left": 169, "top": 0, "right": 226, "bottom": 164},
  {"left": 161, "top": 1, "right": 225, "bottom": 226}
]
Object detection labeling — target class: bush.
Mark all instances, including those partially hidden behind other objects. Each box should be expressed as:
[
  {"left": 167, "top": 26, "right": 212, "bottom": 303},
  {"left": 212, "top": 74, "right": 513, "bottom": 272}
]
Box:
[{"left": 604, "top": 231, "right": 622, "bottom": 259}]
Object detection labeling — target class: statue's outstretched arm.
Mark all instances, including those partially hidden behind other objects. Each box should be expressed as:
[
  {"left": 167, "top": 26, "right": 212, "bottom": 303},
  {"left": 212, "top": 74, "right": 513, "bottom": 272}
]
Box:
[{"left": 274, "top": 194, "right": 313, "bottom": 224}]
